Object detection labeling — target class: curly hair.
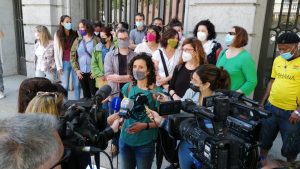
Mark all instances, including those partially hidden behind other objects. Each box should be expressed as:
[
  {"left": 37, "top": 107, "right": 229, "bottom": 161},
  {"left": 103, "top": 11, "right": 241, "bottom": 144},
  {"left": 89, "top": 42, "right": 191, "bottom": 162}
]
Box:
[
  {"left": 193, "top": 19, "right": 217, "bottom": 40},
  {"left": 128, "top": 53, "right": 156, "bottom": 88}
]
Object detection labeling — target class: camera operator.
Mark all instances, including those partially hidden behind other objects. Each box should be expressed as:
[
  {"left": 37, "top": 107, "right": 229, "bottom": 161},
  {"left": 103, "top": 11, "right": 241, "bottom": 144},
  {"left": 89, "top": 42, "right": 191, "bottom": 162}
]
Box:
[
  {"left": 146, "top": 64, "right": 230, "bottom": 169},
  {"left": 25, "top": 91, "right": 122, "bottom": 169}
]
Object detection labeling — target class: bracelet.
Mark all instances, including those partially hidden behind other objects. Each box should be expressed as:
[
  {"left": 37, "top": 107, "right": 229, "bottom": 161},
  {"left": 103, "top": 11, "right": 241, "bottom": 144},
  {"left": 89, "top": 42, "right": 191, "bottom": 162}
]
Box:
[
  {"left": 171, "top": 93, "right": 176, "bottom": 97},
  {"left": 146, "top": 122, "right": 150, "bottom": 130},
  {"left": 294, "top": 110, "right": 300, "bottom": 117}
]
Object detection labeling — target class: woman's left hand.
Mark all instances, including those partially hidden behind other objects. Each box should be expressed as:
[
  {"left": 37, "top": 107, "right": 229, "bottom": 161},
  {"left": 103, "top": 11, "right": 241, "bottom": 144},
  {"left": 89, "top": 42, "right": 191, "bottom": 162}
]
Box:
[{"left": 126, "top": 122, "right": 146, "bottom": 134}]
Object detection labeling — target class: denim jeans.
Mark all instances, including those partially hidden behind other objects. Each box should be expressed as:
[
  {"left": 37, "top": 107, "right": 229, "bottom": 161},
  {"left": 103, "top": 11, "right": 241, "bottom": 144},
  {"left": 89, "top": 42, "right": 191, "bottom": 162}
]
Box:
[
  {"left": 61, "top": 61, "right": 80, "bottom": 100},
  {"left": 260, "top": 102, "right": 300, "bottom": 159},
  {"left": 35, "top": 69, "right": 57, "bottom": 83},
  {"left": 119, "top": 138, "right": 155, "bottom": 169},
  {"left": 0, "top": 61, "right": 3, "bottom": 92},
  {"left": 178, "top": 140, "right": 196, "bottom": 169}
]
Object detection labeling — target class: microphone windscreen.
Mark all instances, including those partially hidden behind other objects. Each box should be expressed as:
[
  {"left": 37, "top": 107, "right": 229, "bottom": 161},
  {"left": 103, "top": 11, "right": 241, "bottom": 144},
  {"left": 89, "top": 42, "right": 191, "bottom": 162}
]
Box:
[
  {"left": 95, "top": 85, "right": 112, "bottom": 100},
  {"left": 111, "top": 97, "right": 121, "bottom": 111}
]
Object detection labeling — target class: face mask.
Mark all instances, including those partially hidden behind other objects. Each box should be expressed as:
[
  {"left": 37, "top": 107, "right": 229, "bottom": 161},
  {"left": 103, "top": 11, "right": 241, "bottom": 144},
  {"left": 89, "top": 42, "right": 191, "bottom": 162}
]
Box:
[
  {"left": 64, "top": 23, "right": 72, "bottom": 30},
  {"left": 94, "top": 32, "right": 100, "bottom": 36},
  {"left": 190, "top": 83, "right": 200, "bottom": 93},
  {"left": 281, "top": 47, "right": 296, "bottom": 60},
  {"left": 178, "top": 32, "right": 183, "bottom": 40},
  {"left": 146, "top": 32, "right": 156, "bottom": 42},
  {"left": 225, "top": 34, "right": 235, "bottom": 46},
  {"left": 136, "top": 21, "right": 143, "bottom": 28},
  {"left": 167, "top": 39, "right": 178, "bottom": 48},
  {"left": 119, "top": 39, "right": 130, "bottom": 48},
  {"left": 34, "top": 32, "right": 39, "bottom": 39},
  {"left": 133, "top": 70, "right": 147, "bottom": 80},
  {"left": 182, "top": 51, "right": 192, "bottom": 62},
  {"left": 79, "top": 29, "right": 88, "bottom": 36},
  {"left": 197, "top": 32, "right": 207, "bottom": 42},
  {"left": 100, "top": 38, "right": 107, "bottom": 44}
]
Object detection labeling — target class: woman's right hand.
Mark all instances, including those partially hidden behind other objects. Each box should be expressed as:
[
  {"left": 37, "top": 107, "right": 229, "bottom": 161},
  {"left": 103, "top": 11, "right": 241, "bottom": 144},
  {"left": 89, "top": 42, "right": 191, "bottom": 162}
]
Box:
[
  {"left": 76, "top": 70, "right": 83, "bottom": 80},
  {"left": 145, "top": 106, "right": 163, "bottom": 126}
]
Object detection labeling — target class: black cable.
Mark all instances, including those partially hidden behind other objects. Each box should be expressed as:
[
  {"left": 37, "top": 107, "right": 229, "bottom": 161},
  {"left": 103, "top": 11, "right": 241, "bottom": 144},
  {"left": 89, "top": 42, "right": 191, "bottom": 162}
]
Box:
[{"left": 83, "top": 146, "right": 114, "bottom": 169}]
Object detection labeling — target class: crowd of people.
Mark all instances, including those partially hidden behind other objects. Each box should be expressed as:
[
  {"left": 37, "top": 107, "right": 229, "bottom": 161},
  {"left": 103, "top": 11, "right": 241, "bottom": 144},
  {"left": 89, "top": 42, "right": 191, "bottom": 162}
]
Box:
[{"left": 0, "top": 11, "right": 300, "bottom": 169}]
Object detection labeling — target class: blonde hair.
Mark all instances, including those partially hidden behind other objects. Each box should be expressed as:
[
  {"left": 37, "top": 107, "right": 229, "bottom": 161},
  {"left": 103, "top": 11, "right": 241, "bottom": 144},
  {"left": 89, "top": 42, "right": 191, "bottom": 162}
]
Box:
[
  {"left": 36, "top": 25, "right": 52, "bottom": 47},
  {"left": 25, "top": 92, "right": 63, "bottom": 116}
]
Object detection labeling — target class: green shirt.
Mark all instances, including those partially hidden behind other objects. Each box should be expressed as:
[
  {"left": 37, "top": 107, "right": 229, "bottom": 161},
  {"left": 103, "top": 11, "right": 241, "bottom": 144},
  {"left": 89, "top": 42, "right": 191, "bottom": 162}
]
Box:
[
  {"left": 120, "top": 83, "right": 162, "bottom": 146},
  {"left": 216, "top": 50, "right": 257, "bottom": 96}
]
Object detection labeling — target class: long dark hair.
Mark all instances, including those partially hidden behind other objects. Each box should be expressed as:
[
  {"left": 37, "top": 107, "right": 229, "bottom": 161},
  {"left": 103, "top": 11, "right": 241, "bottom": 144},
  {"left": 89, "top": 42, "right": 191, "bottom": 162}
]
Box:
[
  {"left": 56, "top": 15, "right": 77, "bottom": 49},
  {"left": 128, "top": 53, "right": 156, "bottom": 88}
]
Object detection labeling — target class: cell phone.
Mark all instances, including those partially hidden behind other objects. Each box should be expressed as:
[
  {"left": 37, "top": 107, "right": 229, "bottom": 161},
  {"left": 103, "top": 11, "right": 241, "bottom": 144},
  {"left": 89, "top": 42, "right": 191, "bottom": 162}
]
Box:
[{"left": 158, "top": 100, "right": 182, "bottom": 116}]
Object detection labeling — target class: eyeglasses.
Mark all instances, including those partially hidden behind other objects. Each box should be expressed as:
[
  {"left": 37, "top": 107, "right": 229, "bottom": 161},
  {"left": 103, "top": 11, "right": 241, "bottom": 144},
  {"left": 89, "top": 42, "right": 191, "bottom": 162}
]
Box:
[
  {"left": 228, "top": 32, "right": 236, "bottom": 35},
  {"left": 50, "top": 148, "right": 71, "bottom": 169}
]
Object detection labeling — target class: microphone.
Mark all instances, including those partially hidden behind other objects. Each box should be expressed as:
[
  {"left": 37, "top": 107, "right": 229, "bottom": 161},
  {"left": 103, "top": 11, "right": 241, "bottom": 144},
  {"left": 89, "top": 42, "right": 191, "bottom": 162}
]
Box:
[
  {"left": 95, "top": 85, "right": 112, "bottom": 103},
  {"left": 119, "top": 98, "right": 134, "bottom": 118},
  {"left": 111, "top": 97, "right": 121, "bottom": 113}
]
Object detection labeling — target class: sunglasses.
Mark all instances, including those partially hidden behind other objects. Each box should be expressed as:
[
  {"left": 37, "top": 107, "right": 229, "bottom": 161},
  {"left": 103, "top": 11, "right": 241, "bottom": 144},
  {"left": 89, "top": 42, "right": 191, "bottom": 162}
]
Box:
[
  {"left": 228, "top": 32, "right": 236, "bottom": 35},
  {"left": 50, "top": 148, "right": 71, "bottom": 169},
  {"left": 36, "top": 92, "right": 61, "bottom": 100}
]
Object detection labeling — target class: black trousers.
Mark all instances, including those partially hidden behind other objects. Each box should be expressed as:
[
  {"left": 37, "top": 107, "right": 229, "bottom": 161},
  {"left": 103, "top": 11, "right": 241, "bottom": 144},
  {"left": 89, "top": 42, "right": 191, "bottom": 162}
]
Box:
[{"left": 79, "top": 72, "right": 97, "bottom": 99}]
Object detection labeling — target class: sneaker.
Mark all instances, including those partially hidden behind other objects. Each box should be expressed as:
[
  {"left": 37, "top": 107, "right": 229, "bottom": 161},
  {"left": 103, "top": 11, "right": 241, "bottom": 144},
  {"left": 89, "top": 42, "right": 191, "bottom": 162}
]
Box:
[
  {"left": 165, "top": 163, "right": 179, "bottom": 169},
  {"left": 0, "top": 91, "right": 5, "bottom": 99}
]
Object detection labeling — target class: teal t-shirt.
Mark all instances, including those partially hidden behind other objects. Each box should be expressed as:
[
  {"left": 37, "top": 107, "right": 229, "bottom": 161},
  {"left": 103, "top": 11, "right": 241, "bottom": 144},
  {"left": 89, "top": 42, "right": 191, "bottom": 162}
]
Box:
[
  {"left": 216, "top": 49, "right": 257, "bottom": 96},
  {"left": 120, "top": 83, "right": 162, "bottom": 146}
]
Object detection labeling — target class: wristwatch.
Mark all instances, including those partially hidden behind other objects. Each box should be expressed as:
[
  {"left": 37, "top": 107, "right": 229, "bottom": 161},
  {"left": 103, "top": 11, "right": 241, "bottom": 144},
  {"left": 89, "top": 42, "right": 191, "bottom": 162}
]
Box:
[{"left": 294, "top": 110, "right": 300, "bottom": 117}]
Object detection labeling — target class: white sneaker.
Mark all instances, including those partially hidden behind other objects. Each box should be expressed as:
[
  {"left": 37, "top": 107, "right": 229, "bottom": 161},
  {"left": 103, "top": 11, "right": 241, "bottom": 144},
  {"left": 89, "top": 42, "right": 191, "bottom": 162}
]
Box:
[{"left": 0, "top": 91, "right": 5, "bottom": 99}]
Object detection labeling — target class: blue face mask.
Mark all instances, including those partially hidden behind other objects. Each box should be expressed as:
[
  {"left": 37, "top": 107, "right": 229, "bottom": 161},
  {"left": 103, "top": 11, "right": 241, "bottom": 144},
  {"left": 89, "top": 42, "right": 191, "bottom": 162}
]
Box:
[
  {"left": 225, "top": 34, "right": 235, "bottom": 46},
  {"left": 281, "top": 52, "right": 294, "bottom": 60},
  {"left": 64, "top": 23, "right": 72, "bottom": 30},
  {"left": 281, "top": 47, "right": 296, "bottom": 60}
]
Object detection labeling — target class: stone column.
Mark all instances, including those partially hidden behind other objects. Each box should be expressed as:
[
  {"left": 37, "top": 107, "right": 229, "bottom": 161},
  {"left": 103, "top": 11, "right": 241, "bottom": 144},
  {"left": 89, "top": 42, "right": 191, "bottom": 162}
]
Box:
[{"left": 0, "top": 0, "right": 18, "bottom": 76}]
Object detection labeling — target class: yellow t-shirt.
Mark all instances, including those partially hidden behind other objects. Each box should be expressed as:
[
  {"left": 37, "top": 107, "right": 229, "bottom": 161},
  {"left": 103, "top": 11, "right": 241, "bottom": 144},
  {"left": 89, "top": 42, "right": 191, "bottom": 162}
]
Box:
[{"left": 269, "top": 56, "right": 300, "bottom": 110}]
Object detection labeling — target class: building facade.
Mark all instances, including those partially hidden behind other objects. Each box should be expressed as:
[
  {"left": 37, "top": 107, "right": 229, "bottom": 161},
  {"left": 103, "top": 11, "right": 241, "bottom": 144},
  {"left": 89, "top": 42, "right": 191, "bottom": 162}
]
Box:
[{"left": 0, "top": 0, "right": 298, "bottom": 100}]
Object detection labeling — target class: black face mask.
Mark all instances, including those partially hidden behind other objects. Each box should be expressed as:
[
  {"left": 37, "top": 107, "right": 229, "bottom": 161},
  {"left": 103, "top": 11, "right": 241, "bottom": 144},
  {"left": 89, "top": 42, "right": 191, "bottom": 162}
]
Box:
[
  {"left": 100, "top": 38, "right": 107, "bottom": 44},
  {"left": 190, "top": 83, "right": 200, "bottom": 93}
]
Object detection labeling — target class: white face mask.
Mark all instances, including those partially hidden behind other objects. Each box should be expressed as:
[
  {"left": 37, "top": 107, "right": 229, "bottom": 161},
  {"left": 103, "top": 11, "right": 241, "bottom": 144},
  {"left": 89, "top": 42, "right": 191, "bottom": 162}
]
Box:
[
  {"left": 35, "top": 32, "right": 39, "bottom": 39},
  {"left": 197, "top": 32, "right": 207, "bottom": 42},
  {"left": 182, "top": 51, "right": 192, "bottom": 62}
]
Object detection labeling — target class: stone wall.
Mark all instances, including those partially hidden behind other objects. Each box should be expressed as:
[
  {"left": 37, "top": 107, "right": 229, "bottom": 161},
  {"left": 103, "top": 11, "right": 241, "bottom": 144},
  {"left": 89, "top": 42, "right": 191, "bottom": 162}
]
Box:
[
  {"left": 0, "top": 0, "right": 18, "bottom": 76},
  {"left": 184, "top": 0, "right": 268, "bottom": 65}
]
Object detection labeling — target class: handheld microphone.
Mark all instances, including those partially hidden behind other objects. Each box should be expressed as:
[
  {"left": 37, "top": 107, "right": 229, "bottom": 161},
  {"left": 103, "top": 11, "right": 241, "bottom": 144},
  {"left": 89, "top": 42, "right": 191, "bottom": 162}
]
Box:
[
  {"left": 119, "top": 98, "right": 134, "bottom": 118},
  {"left": 111, "top": 97, "right": 121, "bottom": 113}
]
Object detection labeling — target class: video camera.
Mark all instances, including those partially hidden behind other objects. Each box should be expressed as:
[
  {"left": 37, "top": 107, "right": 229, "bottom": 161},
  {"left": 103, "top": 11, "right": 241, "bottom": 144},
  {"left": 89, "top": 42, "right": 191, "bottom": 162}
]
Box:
[
  {"left": 58, "top": 85, "right": 114, "bottom": 150},
  {"left": 157, "top": 90, "right": 271, "bottom": 169}
]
